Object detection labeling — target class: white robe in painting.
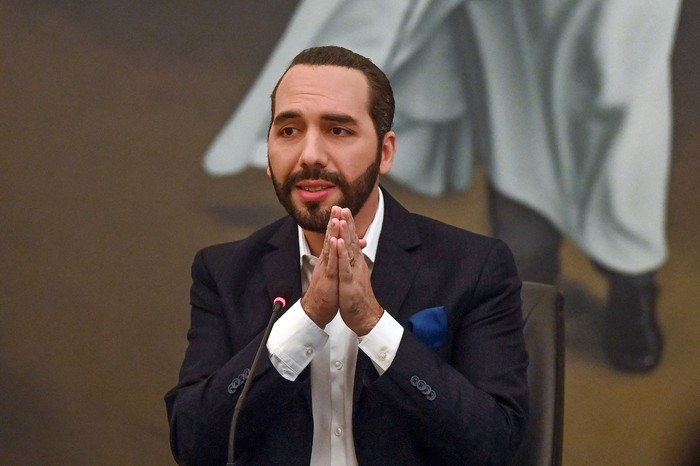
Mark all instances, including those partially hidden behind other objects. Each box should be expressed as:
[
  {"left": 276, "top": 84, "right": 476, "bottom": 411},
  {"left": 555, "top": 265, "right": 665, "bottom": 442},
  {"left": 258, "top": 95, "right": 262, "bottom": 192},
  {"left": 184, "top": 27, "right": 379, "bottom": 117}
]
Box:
[{"left": 203, "top": 0, "right": 682, "bottom": 274}]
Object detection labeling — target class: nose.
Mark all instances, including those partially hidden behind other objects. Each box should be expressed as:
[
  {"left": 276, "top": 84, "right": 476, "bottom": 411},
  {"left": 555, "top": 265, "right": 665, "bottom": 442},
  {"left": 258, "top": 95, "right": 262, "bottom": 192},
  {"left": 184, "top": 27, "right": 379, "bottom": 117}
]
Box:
[{"left": 297, "top": 129, "right": 328, "bottom": 169}]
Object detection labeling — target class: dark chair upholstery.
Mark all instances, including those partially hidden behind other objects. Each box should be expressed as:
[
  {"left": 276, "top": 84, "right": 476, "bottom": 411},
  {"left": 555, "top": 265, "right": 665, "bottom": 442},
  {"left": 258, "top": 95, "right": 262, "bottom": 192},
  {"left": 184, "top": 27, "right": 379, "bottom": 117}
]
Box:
[{"left": 510, "top": 281, "right": 565, "bottom": 466}]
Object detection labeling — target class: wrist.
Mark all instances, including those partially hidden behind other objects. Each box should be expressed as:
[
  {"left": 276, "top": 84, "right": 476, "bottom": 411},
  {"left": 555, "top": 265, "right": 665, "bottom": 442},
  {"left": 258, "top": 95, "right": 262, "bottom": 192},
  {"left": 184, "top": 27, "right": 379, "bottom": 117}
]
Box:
[
  {"left": 355, "top": 307, "right": 383, "bottom": 337},
  {"left": 301, "top": 295, "right": 335, "bottom": 328}
]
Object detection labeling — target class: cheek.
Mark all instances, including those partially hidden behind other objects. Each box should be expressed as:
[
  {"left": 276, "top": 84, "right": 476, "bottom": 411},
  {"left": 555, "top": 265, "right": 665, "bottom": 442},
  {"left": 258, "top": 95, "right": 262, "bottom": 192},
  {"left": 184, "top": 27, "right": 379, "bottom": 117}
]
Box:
[{"left": 267, "top": 147, "right": 295, "bottom": 177}]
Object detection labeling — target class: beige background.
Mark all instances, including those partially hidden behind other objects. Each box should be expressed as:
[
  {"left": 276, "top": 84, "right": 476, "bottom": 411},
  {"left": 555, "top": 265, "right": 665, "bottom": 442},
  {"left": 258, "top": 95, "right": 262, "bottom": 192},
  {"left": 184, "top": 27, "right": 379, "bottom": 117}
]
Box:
[{"left": 1, "top": 1, "right": 699, "bottom": 464}]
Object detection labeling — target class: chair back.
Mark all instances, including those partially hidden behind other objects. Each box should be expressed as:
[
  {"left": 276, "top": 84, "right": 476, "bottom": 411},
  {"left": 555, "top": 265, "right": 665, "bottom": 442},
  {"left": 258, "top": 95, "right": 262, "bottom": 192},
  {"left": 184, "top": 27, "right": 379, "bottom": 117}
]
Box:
[{"left": 510, "top": 281, "right": 565, "bottom": 466}]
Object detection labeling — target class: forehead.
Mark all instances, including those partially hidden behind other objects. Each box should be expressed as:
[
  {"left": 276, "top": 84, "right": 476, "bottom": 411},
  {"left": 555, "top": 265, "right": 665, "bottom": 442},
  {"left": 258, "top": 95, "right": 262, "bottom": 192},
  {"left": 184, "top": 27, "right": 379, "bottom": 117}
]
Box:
[{"left": 274, "top": 64, "right": 371, "bottom": 116}]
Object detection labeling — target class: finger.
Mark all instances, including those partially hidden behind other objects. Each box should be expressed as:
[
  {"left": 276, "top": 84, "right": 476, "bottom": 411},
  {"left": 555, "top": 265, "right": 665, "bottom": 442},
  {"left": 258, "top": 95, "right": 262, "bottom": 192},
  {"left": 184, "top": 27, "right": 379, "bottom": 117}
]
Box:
[
  {"left": 324, "top": 206, "right": 342, "bottom": 252},
  {"left": 340, "top": 208, "right": 356, "bottom": 235},
  {"left": 328, "top": 236, "right": 339, "bottom": 275},
  {"left": 338, "top": 219, "right": 358, "bottom": 267},
  {"left": 339, "top": 209, "right": 360, "bottom": 253},
  {"left": 321, "top": 216, "right": 339, "bottom": 263},
  {"left": 336, "top": 237, "right": 354, "bottom": 276}
]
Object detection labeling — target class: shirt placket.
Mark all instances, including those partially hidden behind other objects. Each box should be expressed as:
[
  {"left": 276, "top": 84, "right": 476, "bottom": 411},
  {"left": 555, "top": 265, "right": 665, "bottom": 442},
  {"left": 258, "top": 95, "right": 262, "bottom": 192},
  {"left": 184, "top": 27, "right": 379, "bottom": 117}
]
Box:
[{"left": 328, "top": 316, "right": 347, "bottom": 461}]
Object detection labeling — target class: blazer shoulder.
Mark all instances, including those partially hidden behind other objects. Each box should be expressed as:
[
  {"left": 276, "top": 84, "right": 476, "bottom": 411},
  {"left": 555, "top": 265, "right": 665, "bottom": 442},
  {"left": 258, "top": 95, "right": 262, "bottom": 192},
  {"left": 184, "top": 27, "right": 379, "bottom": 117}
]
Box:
[
  {"left": 411, "top": 212, "right": 504, "bottom": 250},
  {"left": 380, "top": 187, "right": 511, "bottom": 262},
  {"left": 194, "top": 216, "right": 295, "bottom": 271}
]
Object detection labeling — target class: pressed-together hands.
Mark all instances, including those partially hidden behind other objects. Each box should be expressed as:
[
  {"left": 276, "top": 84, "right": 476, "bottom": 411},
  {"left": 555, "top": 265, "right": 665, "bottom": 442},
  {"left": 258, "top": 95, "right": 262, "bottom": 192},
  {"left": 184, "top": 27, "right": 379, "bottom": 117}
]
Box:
[{"left": 301, "top": 206, "right": 384, "bottom": 336}]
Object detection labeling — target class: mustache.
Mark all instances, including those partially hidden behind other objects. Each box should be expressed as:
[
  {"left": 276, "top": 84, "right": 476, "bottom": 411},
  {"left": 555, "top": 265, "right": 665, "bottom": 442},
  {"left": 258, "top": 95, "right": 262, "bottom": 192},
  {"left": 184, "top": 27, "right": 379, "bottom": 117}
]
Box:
[{"left": 282, "top": 167, "right": 347, "bottom": 191}]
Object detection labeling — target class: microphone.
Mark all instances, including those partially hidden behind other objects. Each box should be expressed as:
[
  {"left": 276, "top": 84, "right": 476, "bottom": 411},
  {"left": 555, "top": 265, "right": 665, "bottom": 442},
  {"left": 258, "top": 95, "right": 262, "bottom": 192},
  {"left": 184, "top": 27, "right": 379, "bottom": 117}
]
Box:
[{"left": 227, "top": 294, "right": 288, "bottom": 466}]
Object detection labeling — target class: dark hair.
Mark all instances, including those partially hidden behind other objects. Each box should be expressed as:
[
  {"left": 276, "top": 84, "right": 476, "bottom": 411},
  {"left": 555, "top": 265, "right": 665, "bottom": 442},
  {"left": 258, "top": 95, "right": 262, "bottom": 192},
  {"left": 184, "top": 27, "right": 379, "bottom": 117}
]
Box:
[{"left": 269, "top": 45, "right": 395, "bottom": 141}]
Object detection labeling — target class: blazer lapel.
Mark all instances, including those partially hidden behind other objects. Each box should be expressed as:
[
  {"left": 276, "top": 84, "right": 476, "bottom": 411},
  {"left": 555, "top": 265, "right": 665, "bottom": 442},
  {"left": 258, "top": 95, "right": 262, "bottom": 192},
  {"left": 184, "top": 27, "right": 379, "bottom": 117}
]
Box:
[
  {"left": 261, "top": 217, "right": 303, "bottom": 305},
  {"left": 258, "top": 218, "right": 313, "bottom": 413},
  {"left": 371, "top": 188, "right": 422, "bottom": 317},
  {"left": 354, "top": 188, "right": 423, "bottom": 406}
]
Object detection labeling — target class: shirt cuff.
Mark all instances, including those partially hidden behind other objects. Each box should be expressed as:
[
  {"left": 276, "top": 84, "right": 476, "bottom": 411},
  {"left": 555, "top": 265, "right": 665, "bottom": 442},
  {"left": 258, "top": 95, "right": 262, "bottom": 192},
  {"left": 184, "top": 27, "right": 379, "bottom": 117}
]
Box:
[
  {"left": 358, "top": 311, "right": 404, "bottom": 375},
  {"left": 267, "top": 299, "right": 328, "bottom": 381}
]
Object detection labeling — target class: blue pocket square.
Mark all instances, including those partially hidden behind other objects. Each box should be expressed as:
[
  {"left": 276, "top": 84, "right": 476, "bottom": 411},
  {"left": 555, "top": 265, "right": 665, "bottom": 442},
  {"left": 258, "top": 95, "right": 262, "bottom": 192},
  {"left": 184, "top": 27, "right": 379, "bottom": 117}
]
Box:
[{"left": 408, "top": 306, "right": 447, "bottom": 349}]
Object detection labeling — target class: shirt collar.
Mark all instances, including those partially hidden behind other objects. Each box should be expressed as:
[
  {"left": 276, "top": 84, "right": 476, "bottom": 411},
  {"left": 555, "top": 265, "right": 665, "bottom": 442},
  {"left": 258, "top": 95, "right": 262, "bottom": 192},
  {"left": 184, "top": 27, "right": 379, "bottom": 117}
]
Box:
[{"left": 298, "top": 188, "right": 385, "bottom": 265}]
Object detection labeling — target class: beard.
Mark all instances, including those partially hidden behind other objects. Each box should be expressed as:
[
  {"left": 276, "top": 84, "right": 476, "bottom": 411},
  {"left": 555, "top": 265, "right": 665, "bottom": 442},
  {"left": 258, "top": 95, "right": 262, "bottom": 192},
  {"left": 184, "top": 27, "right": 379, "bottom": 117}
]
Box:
[{"left": 269, "top": 152, "right": 381, "bottom": 233}]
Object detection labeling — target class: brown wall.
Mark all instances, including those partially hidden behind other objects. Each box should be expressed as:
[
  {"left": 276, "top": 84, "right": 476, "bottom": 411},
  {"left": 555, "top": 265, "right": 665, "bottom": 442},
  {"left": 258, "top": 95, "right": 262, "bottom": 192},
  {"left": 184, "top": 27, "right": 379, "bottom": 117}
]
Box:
[{"left": 1, "top": 1, "right": 698, "bottom": 465}]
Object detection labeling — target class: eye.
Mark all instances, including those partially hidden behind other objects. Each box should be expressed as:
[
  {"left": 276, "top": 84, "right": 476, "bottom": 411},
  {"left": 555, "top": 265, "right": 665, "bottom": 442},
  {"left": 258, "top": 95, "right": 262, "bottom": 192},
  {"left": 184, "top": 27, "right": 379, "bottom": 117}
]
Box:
[
  {"left": 331, "top": 127, "right": 350, "bottom": 136},
  {"left": 280, "top": 127, "right": 297, "bottom": 136}
]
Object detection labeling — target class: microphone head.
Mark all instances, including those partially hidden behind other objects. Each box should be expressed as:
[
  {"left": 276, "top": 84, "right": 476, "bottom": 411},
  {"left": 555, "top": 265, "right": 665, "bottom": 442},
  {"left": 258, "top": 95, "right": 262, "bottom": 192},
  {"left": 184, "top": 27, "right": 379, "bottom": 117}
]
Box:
[
  {"left": 271, "top": 281, "right": 291, "bottom": 311},
  {"left": 273, "top": 296, "right": 287, "bottom": 308}
]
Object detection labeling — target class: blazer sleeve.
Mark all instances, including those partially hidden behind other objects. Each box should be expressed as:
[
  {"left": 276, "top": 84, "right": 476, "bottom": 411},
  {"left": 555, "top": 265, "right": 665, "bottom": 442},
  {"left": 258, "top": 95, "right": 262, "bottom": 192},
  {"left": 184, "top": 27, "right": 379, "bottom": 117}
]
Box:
[
  {"left": 164, "top": 248, "right": 309, "bottom": 465},
  {"left": 358, "top": 239, "right": 528, "bottom": 465}
]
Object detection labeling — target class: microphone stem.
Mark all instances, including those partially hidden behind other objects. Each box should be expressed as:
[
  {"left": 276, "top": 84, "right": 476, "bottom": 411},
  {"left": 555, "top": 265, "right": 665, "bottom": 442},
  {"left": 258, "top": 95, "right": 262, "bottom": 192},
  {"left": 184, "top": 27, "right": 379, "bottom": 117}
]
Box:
[{"left": 227, "top": 301, "right": 284, "bottom": 466}]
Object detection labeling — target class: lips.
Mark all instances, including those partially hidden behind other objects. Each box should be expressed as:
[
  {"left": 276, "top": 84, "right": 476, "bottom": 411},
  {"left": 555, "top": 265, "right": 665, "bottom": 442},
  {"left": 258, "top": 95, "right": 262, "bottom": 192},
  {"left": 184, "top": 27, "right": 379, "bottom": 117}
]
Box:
[
  {"left": 301, "top": 186, "right": 326, "bottom": 192},
  {"left": 296, "top": 181, "right": 336, "bottom": 202}
]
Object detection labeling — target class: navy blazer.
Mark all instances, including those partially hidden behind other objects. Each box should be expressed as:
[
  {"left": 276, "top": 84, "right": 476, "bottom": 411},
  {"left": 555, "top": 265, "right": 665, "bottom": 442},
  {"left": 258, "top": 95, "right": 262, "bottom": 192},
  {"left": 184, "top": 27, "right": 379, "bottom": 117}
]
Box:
[{"left": 165, "top": 188, "right": 529, "bottom": 465}]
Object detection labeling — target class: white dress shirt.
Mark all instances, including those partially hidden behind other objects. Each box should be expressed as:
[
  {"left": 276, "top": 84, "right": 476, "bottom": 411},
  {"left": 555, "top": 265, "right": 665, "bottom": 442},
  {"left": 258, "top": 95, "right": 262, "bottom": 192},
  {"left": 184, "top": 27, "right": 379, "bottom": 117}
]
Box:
[{"left": 266, "top": 190, "right": 405, "bottom": 465}]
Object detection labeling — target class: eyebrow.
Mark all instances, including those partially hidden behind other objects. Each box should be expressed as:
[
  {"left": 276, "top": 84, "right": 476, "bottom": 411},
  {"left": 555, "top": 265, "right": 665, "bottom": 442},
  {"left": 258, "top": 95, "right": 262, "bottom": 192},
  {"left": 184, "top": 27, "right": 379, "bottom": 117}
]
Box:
[
  {"left": 272, "top": 111, "right": 300, "bottom": 127},
  {"left": 272, "top": 111, "right": 358, "bottom": 127},
  {"left": 321, "top": 113, "right": 357, "bottom": 125}
]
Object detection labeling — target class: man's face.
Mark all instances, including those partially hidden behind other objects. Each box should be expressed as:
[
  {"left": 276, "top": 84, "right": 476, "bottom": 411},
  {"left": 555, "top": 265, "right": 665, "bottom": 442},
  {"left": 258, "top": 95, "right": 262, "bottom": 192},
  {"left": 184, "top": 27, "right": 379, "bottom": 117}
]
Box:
[{"left": 267, "top": 65, "right": 394, "bottom": 232}]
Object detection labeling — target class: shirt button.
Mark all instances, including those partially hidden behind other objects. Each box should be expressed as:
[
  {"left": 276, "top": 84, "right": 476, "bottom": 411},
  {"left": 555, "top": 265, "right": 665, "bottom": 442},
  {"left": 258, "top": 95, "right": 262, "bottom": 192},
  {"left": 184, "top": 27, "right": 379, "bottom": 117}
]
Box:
[
  {"left": 379, "top": 351, "right": 388, "bottom": 361},
  {"left": 334, "top": 360, "right": 344, "bottom": 370},
  {"left": 305, "top": 347, "right": 314, "bottom": 356},
  {"left": 335, "top": 427, "right": 343, "bottom": 437}
]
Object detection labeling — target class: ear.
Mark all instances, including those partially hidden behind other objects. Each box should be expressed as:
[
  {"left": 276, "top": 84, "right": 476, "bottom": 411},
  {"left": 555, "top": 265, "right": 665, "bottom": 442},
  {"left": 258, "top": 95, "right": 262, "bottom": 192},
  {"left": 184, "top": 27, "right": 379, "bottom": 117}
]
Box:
[
  {"left": 266, "top": 164, "right": 272, "bottom": 177},
  {"left": 379, "top": 131, "right": 396, "bottom": 175}
]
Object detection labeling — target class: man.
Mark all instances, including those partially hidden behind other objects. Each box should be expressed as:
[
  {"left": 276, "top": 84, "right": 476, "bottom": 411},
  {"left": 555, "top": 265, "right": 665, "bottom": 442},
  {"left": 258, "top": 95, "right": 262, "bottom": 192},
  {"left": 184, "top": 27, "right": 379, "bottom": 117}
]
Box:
[{"left": 165, "top": 46, "right": 528, "bottom": 465}]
